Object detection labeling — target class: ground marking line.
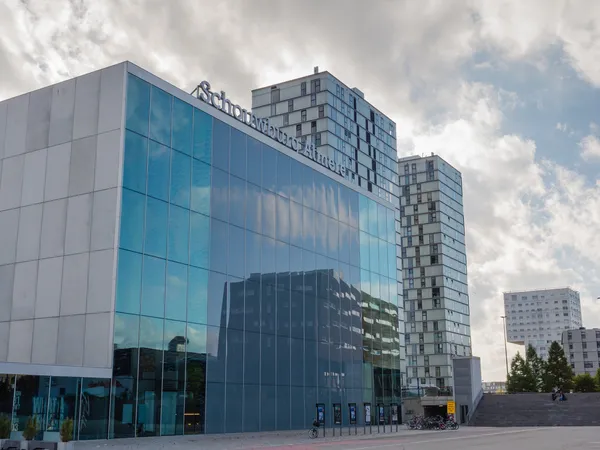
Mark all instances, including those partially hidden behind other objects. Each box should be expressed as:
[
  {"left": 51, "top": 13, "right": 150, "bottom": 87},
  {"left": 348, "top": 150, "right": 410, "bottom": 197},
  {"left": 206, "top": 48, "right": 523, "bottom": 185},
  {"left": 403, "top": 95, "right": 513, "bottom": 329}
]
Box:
[{"left": 343, "top": 428, "right": 546, "bottom": 450}]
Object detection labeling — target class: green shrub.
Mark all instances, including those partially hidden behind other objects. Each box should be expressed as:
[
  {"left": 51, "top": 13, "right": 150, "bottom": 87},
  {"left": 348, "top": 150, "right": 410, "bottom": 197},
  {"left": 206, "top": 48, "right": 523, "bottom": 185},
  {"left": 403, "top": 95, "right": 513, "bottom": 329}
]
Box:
[
  {"left": 22, "top": 416, "right": 38, "bottom": 441},
  {"left": 60, "top": 418, "right": 74, "bottom": 442},
  {"left": 0, "top": 414, "right": 11, "bottom": 439}
]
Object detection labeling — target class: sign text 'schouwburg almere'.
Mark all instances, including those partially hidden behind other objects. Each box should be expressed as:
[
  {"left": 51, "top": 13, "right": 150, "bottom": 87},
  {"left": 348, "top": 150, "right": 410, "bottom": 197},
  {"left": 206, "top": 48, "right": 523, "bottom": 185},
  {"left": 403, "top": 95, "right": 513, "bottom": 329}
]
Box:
[{"left": 193, "top": 81, "right": 347, "bottom": 178}]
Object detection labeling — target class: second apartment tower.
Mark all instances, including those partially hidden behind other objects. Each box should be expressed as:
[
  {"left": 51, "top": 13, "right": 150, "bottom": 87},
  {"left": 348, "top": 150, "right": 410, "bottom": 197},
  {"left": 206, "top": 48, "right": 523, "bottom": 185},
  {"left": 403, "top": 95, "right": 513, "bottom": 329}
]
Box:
[{"left": 399, "top": 155, "right": 471, "bottom": 391}]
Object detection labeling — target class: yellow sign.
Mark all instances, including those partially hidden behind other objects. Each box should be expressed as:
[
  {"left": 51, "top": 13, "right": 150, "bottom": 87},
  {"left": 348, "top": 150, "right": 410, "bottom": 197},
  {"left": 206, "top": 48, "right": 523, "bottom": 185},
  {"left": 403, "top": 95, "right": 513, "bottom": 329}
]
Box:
[{"left": 447, "top": 401, "right": 456, "bottom": 414}]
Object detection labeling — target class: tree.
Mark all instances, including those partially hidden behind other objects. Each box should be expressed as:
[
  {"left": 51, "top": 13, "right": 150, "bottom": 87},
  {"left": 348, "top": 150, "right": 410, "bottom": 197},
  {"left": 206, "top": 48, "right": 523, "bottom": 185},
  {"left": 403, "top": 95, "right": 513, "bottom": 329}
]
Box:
[
  {"left": 507, "top": 352, "right": 537, "bottom": 392},
  {"left": 542, "top": 341, "right": 574, "bottom": 391},
  {"left": 595, "top": 368, "right": 600, "bottom": 390},
  {"left": 525, "top": 344, "right": 545, "bottom": 392},
  {"left": 573, "top": 373, "right": 597, "bottom": 392}
]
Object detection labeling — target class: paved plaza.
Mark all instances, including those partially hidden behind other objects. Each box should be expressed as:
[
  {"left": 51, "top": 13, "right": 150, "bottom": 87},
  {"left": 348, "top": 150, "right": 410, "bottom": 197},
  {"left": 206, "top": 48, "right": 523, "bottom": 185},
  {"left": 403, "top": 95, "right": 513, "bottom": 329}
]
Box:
[{"left": 73, "top": 426, "right": 600, "bottom": 449}]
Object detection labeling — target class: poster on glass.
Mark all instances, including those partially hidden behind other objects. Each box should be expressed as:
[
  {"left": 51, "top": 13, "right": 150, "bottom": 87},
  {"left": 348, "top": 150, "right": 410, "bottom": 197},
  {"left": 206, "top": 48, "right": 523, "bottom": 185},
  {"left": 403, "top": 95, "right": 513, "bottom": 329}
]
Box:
[
  {"left": 378, "top": 404, "right": 385, "bottom": 424},
  {"left": 391, "top": 404, "right": 398, "bottom": 424},
  {"left": 333, "top": 403, "right": 342, "bottom": 425},
  {"left": 316, "top": 403, "right": 325, "bottom": 425},
  {"left": 349, "top": 403, "right": 357, "bottom": 425},
  {"left": 364, "top": 403, "right": 371, "bottom": 425}
]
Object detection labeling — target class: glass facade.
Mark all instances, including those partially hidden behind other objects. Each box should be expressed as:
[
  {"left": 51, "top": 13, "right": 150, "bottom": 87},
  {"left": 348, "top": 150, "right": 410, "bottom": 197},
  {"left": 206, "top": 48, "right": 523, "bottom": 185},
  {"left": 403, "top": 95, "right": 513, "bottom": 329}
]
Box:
[
  {"left": 110, "top": 73, "right": 401, "bottom": 436},
  {"left": 0, "top": 71, "right": 403, "bottom": 440},
  {"left": 0, "top": 375, "right": 110, "bottom": 441}
]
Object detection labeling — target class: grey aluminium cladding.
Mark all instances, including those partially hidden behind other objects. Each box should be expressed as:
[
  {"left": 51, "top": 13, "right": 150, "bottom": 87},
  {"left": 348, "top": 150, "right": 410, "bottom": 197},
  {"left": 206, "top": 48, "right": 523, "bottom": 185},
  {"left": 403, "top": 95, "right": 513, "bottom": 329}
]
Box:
[{"left": 192, "top": 80, "right": 348, "bottom": 178}]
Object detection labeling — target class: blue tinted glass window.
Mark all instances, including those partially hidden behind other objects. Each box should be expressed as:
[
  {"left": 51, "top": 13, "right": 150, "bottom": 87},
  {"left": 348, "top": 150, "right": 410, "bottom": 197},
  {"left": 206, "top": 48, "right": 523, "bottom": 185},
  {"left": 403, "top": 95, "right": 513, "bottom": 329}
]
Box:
[
  {"left": 314, "top": 172, "right": 327, "bottom": 214},
  {"left": 387, "top": 208, "right": 396, "bottom": 243},
  {"left": 245, "top": 279, "right": 260, "bottom": 333},
  {"left": 120, "top": 189, "right": 145, "bottom": 253},
  {"left": 276, "top": 154, "right": 291, "bottom": 198},
  {"left": 368, "top": 199, "right": 378, "bottom": 236},
  {"left": 314, "top": 213, "right": 328, "bottom": 256},
  {"left": 277, "top": 336, "right": 291, "bottom": 384},
  {"left": 327, "top": 217, "right": 338, "bottom": 260},
  {"left": 141, "top": 255, "right": 166, "bottom": 318},
  {"left": 210, "top": 219, "right": 228, "bottom": 274},
  {"left": 246, "top": 137, "right": 261, "bottom": 186},
  {"left": 388, "top": 244, "right": 397, "bottom": 279},
  {"left": 228, "top": 225, "right": 245, "bottom": 279},
  {"left": 246, "top": 182, "right": 261, "bottom": 234},
  {"left": 190, "top": 212, "right": 210, "bottom": 269},
  {"left": 207, "top": 271, "right": 227, "bottom": 327},
  {"left": 377, "top": 203, "right": 387, "bottom": 239},
  {"left": 379, "top": 239, "right": 388, "bottom": 277},
  {"left": 212, "top": 119, "right": 230, "bottom": 171},
  {"left": 244, "top": 331, "right": 260, "bottom": 385},
  {"left": 359, "top": 231, "right": 370, "bottom": 271},
  {"left": 188, "top": 266, "right": 208, "bottom": 324},
  {"left": 348, "top": 191, "right": 359, "bottom": 229},
  {"left": 276, "top": 241, "right": 290, "bottom": 274},
  {"left": 149, "top": 87, "right": 172, "bottom": 146},
  {"left": 126, "top": 74, "right": 150, "bottom": 136},
  {"left": 229, "top": 175, "right": 246, "bottom": 229},
  {"left": 359, "top": 195, "right": 369, "bottom": 231},
  {"left": 193, "top": 108, "right": 212, "bottom": 163},
  {"left": 211, "top": 168, "right": 229, "bottom": 222},
  {"left": 168, "top": 205, "right": 189, "bottom": 264},
  {"left": 245, "top": 230, "right": 261, "bottom": 278},
  {"left": 170, "top": 150, "right": 191, "bottom": 209},
  {"left": 276, "top": 196, "right": 290, "bottom": 243},
  {"left": 261, "top": 236, "right": 276, "bottom": 275},
  {"left": 302, "top": 165, "right": 315, "bottom": 209},
  {"left": 116, "top": 249, "right": 142, "bottom": 314},
  {"left": 172, "top": 97, "right": 192, "bottom": 155},
  {"left": 338, "top": 185, "right": 349, "bottom": 224},
  {"left": 262, "top": 189, "right": 276, "bottom": 239},
  {"left": 339, "top": 222, "right": 350, "bottom": 263},
  {"left": 371, "top": 272, "right": 380, "bottom": 299},
  {"left": 145, "top": 197, "right": 168, "bottom": 258},
  {"left": 230, "top": 128, "right": 246, "bottom": 180},
  {"left": 191, "top": 159, "right": 211, "bottom": 215},
  {"left": 289, "top": 159, "right": 303, "bottom": 204},
  {"left": 302, "top": 207, "right": 315, "bottom": 251},
  {"left": 147, "top": 141, "right": 170, "bottom": 201},
  {"left": 262, "top": 145, "right": 277, "bottom": 192},
  {"left": 326, "top": 179, "right": 338, "bottom": 219},
  {"left": 349, "top": 226, "right": 360, "bottom": 267},
  {"left": 187, "top": 323, "right": 206, "bottom": 353},
  {"left": 123, "top": 131, "right": 148, "bottom": 194},
  {"left": 370, "top": 235, "right": 379, "bottom": 274},
  {"left": 165, "top": 261, "right": 187, "bottom": 321},
  {"left": 289, "top": 244, "right": 302, "bottom": 274},
  {"left": 261, "top": 336, "right": 276, "bottom": 385},
  {"left": 226, "top": 329, "right": 244, "bottom": 384},
  {"left": 289, "top": 201, "right": 303, "bottom": 249}
]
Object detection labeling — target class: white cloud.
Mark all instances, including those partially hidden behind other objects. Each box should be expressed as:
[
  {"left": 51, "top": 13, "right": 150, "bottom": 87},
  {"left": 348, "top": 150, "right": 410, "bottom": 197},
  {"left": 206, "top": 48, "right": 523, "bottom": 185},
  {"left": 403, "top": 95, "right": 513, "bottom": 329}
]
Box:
[
  {"left": 2, "top": 0, "right": 600, "bottom": 383},
  {"left": 579, "top": 135, "right": 600, "bottom": 160}
]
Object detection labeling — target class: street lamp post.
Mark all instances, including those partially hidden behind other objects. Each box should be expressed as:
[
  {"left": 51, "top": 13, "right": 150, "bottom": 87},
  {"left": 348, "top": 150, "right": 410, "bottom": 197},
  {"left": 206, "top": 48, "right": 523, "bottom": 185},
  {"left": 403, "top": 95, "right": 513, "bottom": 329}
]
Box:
[{"left": 500, "top": 316, "right": 509, "bottom": 380}]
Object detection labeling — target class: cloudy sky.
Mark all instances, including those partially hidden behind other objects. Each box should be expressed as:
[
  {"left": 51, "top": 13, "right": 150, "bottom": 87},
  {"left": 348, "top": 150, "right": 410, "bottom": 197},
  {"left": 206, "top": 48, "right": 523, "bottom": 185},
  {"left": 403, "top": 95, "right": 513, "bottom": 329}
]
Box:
[{"left": 3, "top": 0, "right": 600, "bottom": 381}]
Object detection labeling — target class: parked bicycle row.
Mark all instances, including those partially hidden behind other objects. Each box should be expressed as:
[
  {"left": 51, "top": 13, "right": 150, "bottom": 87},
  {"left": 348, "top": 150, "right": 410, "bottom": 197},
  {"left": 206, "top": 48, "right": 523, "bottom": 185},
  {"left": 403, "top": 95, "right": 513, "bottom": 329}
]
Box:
[{"left": 406, "top": 414, "right": 459, "bottom": 430}]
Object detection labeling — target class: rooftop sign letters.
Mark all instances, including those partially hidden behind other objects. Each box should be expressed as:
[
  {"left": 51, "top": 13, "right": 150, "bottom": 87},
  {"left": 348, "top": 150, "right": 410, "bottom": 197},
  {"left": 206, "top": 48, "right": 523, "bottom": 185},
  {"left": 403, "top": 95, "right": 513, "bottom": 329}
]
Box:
[{"left": 193, "top": 81, "right": 347, "bottom": 178}]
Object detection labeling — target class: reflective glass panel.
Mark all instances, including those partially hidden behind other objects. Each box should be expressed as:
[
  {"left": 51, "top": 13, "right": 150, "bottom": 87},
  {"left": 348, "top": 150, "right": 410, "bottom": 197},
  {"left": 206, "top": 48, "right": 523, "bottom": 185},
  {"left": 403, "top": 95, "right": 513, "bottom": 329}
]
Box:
[
  {"left": 141, "top": 255, "right": 166, "bottom": 318},
  {"left": 188, "top": 266, "right": 208, "bottom": 325},
  {"left": 193, "top": 108, "right": 212, "bottom": 164},
  {"left": 161, "top": 320, "right": 186, "bottom": 436},
  {"left": 262, "top": 145, "right": 277, "bottom": 192},
  {"left": 246, "top": 136, "right": 262, "bottom": 186},
  {"left": 145, "top": 197, "right": 168, "bottom": 259},
  {"left": 137, "top": 316, "right": 164, "bottom": 436},
  {"left": 120, "top": 189, "right": 145, "bottom": 253},
  {"left": 116, "top": 249, "right": 142, "bottom": 315},
  {"left": 165, "top": 261, "right": 187, "bottom": 321},
  {"left": 123, "top": 131, "right": 148, "bottom": 194},
  {"left": 147, "top": 141, "right": 170, "bottom": 202},
  {"left": 191, "top": 159, "right": 211, "bottom": 215},
  {"left": 212, "top": 119, "right": 230, "bottom": 171},
  {"left": 168, "top": 205, "right": 190, "bottom": 264},
  {"left": 172, "top": 97, "right": 193, "bottom": 155},
  {"left": 149, "top": 87, "right": 172, "bottom": 146},
  {"left": 230, "top": 128, "right": 247, "bottom": 180},
  {"left": 170, "top": 150, "right": 191, "bottom": 209},
  {"left": 189, "top": 212, "right": 210, "bottom": 269},
  {"left": 126, "top": 74, "right": 150, "bottom": 136}
]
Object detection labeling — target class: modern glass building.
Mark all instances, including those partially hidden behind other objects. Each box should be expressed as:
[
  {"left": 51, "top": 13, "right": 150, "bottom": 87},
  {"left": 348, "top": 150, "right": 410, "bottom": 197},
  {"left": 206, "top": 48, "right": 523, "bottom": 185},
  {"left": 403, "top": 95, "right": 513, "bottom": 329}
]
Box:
[{"left": 0, "top": 62, "right": 402, "bottom": 440}]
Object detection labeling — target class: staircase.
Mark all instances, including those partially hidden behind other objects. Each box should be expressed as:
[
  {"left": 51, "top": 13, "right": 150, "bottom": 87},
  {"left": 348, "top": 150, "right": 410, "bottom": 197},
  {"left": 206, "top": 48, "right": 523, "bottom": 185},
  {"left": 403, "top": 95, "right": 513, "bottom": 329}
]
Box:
[{"left": 470, "top": 393, "right": 600, "bottom": 427}]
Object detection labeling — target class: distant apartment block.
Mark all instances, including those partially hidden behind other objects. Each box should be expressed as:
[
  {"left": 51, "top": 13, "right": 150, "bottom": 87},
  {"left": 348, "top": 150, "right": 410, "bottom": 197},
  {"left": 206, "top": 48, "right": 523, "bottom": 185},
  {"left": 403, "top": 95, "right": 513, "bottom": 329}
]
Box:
[
  {"left": 562, "top": 328, "right": 600, "bottom": 376},
  {"left": 504, "top": 288, "right": 582, "bottom": 359}
]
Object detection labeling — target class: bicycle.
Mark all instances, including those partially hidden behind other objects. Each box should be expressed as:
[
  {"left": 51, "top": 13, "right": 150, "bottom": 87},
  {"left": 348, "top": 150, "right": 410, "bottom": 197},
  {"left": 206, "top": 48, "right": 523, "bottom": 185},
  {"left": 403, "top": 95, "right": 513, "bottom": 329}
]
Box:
[{"left": 308, "top": 427, "right": 319, "bottom": 438}]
